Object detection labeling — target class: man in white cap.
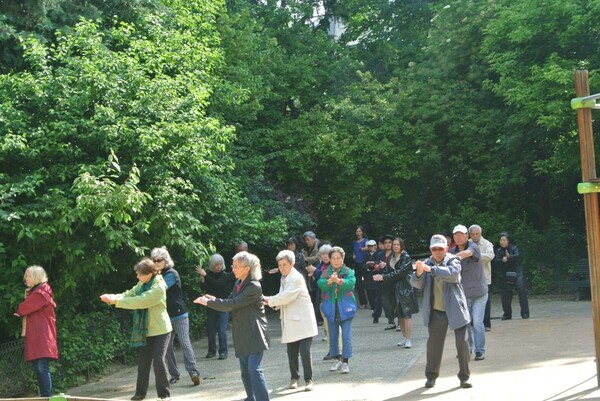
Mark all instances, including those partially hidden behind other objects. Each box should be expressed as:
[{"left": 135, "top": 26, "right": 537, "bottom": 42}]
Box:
[
  {"left": 411, "top": 234, "right": 472, "bottom": 389},
  {"left": 451, "top": 224, "right": 487, "bottom": 362}
]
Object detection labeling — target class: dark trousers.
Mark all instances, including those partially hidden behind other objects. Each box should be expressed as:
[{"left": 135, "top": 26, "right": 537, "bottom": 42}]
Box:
[
  {"left": 425, "top": 310, "right": 470, "bottom": 382},
  {"left": 310, "top": 289, "right": 323, "bottom": 323},
  {"left": 136, "top": 332, "right": 171, "bottom": 398},
  {"left": 354, "top": 265, "right": 368, "bottom": 307},
  {"left": 382, "top": 288, "right": 396, "bottom": 324},
  {"left": 367, "top": 285, "right": 382, "bottom": 318},
  {"left": 483, "top": 284, "right": 492, "bottom": 328},
  {"left": 286, "top": 337, "right": 313, "bottom": 381},
  {"left": 501, "top": 282, "right": 529, "bottom": 318},
  {"left": 239, "top": 352, "right": 270, "bottom": 401}
]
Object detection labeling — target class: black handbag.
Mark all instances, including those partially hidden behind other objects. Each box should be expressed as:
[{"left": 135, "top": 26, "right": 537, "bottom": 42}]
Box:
[{"left": 505, "top": 271, "right": 518, "bottom": 285}]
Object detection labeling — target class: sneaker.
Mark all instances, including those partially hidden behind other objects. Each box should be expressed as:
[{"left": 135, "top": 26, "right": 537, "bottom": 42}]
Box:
[
  {"left": 191, "top": 373, "right": 200, "bottom": 386},
  {"left": 485, "top": 327, "right": 491, "bottom": 332},
  {"left": 305, "top": 379, "right": 314, "bottom": 391},
  {"left": 396, "top": 338, "right": 406, "bottom": 347},
  {"left": 329, "top": 360, "right": 343, "bottom": 371},
  {"left": 289, "top": 379, "right": 298, "bottom": 389},
  {"left": 340, "top": 362, "right": 350, "bottom": 374},
  {"left": 205, "top": 352, "right": 216, "bottom": 358},
  {"left": 475, "top": 352, "right": 485, "bottom": 361},
  {"left": 373, "top": 317, "right": 379, "bottom": 324},
  {"left": 425, "top": 379, "right": 436, "bottom": 388},
  {"left": 131, "top": 395, "right": 145, "bottom": 401},
  {"left": 218, "top": 354, "right": 228, "bottom": 360},
  {"left": 460, "top": 379, "right": 473, "bottom": 388},
  {"left": 404, "top": 339, "right": 412, "bottom": 349},
  {"left": 168, "top": 377, "right": 179, "bottom": 384},
  {"left": 384, "top": 324, "right": 396, "bottom": 330},
  {"left": 396, "top": 327, "right": 401, "bottom": 332},
  {"left": 323, "top": 353, "right": 334, "bottom": 361}
]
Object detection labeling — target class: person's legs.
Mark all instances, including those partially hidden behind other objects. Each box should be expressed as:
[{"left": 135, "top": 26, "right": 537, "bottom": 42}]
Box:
[
  {"left": 298, "top": 337, "right": 313, "bottom": 381},
  {"left": 400, "top": 317, "right": 412, "bottom": 339},
  {"left": 239, "top": 355, "right": 254, "bottom": 401},
  {"left": 206, "top": 308, "right": 218, "bottom": 356},
  {"left": 425, "top": 310, "right": 448, "bottom": 382},
  {"left": 247, "top": 352, "right": 270, "bottom": 401},
  {"left": 354, "top": 266, "right": 368, "bottom": 307},
  {"left": 286, "top": 341, "right": 300, "bottom": 380},
  {"left": 500, "top": 281, "right": 513, "bottom": 319},
  {"left": 217, "top": 311, "right": 229, "bottom": 356},
  {"left": 381, "top": 290, "right": 396, "bottom": 325},
  {"left": 373, "top": 285, "right": 383, "bottom": 319},
  {"left": 516, "top": 267, "right": 530, "bottom": 317},
  {"left": 135, "top": 341, "right": 154, "bottom": 397},
  {"left": 32, "top": 358, "right": 52, "bottom": 397},
  {"left": 454, "top": 324, "right": 470, "bottom": 382},
  {"left": 483, "top": 284, "right": 492, "bottom": 329},
  {"left": 340, "top": 318, "right": 353, "bottom": 359},
  {"left": 151, "top": 333, "right": 171, "bottom": 398},
  {"left": 366, "top": 288, "right": 376, "bottom": 312},
  {"left": 173, "top": 316, "right": 199, "bottom": 376},
  {"left": 165, "top": 324, "right": 180, "bottom": 380},
  {"left": 328, "top": 319, "right": 341, "bottom": 357},
  {"left": 470, "top": 293, "right": 487, "bottom": 354}
]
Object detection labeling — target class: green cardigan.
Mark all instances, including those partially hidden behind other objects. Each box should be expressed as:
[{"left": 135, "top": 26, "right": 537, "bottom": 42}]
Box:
[{"left": 115, "top": 274, "right": 172, "bottom": 337}]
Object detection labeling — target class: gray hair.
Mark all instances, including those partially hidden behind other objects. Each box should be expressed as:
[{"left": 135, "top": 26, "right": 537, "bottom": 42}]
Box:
[
  {"left": 468, "top": 225, "right": 482, "bottom": 234},
  {"left": 319, "top": 244, "right": 332, "bottom": 255},
  {"left": 233, "top": 251, "right": 262, "bottom": 281},
  {"left": 150, "top": 246, "right": 174, "bottom": 268},
  {"left": 207, "top": 253, "right": 225, "bottom": 272},
  {"left": 276, "top": 250, "right": 295, "bottom": 266},
  {"left": 329, "top": 246, "right": 345, "bottom": 260},
  {"left": 236, "top": 240, "right": 248, "bottom": 251},
  {"left": 303, "top": 231, "right": 316, "bottom": 239},
  {"left": 24, "top": 265, "right": 48, "bottom": 286}
]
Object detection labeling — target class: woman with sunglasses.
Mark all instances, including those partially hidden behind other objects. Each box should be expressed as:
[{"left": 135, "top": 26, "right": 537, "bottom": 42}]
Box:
[{"left": 151, "top": 247, "right": 200, "bottom": 386}]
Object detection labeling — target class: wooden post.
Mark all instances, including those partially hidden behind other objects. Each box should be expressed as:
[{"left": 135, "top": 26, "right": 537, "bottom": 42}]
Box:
[{"left": 574, "top": 69, "right": 600, "bottom": 387}]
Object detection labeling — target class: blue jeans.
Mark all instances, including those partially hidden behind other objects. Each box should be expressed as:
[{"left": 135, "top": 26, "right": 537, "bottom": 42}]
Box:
[
  {"left": 467, "top": 293, "right": 488, "bottom": 353},
  {"left": 327, "top": 318, "right": 353, "bottom": 359},
  {"left": 207, "top": 309, "right": 229, "bottom": 356},
  {"left": 32, "top": 358, "right": 52, "bottom": 397},
  {"left": 239, "top": 352, "right": 269, "bottom": 401}
]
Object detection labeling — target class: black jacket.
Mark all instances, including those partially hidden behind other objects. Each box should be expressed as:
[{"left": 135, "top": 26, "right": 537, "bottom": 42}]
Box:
[
  {"left": 162, "top": 266, "right": 187, "bottom": 318},
  {"left": 207, "top": 277, "right": 270, "bottom": 358}
]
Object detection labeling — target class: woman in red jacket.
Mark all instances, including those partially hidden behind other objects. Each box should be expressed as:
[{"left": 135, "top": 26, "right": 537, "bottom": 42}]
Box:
[{"left": 14, "top": 265, "right": 58, "bottom": 397}]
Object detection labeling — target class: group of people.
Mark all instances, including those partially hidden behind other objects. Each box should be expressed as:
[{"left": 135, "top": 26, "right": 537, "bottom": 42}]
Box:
[{"left": 14, "top": 226, "right": 530, "bottom": 399}]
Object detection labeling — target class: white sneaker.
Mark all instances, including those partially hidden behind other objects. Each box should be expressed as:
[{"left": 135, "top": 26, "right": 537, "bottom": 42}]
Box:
[
  {"left": 397, "top": 338, "right": 406, "bottom": 347},
  {"left": 340, "top": 362, "right": 350, "bottom": 374},
  {"left": 289, "top": 379, "right": 298, "bottom": 389},
  {"left": 404, "top": 339, "right": 412, "bottom": 348},
  {"left": 305, "top": 380, "right": 314, "bottom": 391},
  {"left": 329, "top": 360, "right": 343, "bottom": 371}
]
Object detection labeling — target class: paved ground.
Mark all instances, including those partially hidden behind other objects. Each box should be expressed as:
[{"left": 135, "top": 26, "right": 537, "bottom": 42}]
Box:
[{"left": 68, "top": 296, "right": 600, "bottom": 401}]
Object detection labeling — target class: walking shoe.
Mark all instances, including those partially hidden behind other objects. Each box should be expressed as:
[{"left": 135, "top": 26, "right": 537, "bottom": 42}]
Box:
[
  {"left": 384, "top": 324, "right": 396, "bottom": 330},
  {"left": 373, "top": 317, "right": 379, "bottom": 324},
  {"left": 485, "top": 327, "right": 491, "bottom": 332},
  {"left": 205, "top": 352, "right": 216, "bottom": 358},
  {"left": 522, "top": 313, "right": 530, "bottom": 319},
  {"left": 289, "top": 379, "right": 298, "bottom": 389},
  {"left": 474, "top": 352, "right": 485, "bottom": 361},
  {"left": 396, "top": 338, "right": 406, "bottom": 347},
  {"left": 396, "top": 327, "right": 401, "bottom": 332},
  {"left": 425, "top": 379, "right": 436, "bottom": 388},
  {"left": 329, "top": 360, "right": 343, "bottom": 371},
  {"left": 460, "top": 379, "right": 473, "bottom": 388},
  {"left": 501, "top": 316, "right": 511, "bottom": 321},
  {"left": 323, "top": 352, "right": 334, "bottom": 361},
  {"left": 168, "top": 377, "right": 179, "bottom": 384},
  {"left": 191, "top": 373, "right": 200, "bottom": 386},
  {"left": 218, "top": 354, "right": 228, "bottom": 360},
  {"left": 305, "top": 379, "right": 314, "bottom": 391},
  {"left": 340, "top": 362, "right": 350, "bottom": 374},
  {"left": 404, "top": 339, "right": 412, "bottom": 348},
  {"left": 131, "top": 395, "right": 145, "bottom": 401}
]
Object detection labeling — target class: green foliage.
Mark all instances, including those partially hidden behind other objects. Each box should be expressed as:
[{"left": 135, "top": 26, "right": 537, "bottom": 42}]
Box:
[{"left": 54, "top": 311, "right": 130, "bottom": 389}]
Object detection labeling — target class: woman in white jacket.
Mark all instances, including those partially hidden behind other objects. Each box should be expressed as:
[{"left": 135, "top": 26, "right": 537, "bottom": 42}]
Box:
[{"left": 264, "top": 250, "right": 318, "bottom": 392}]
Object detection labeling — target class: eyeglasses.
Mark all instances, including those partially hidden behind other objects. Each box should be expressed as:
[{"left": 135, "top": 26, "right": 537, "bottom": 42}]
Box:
[{"left": 153, "top": 258, "right": 165, "bottom": 263}]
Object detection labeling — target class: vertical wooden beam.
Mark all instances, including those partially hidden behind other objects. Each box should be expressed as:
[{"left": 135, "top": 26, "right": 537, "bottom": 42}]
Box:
[{"left": 574, "top": 69, "right": 600, "bottom": 386}]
